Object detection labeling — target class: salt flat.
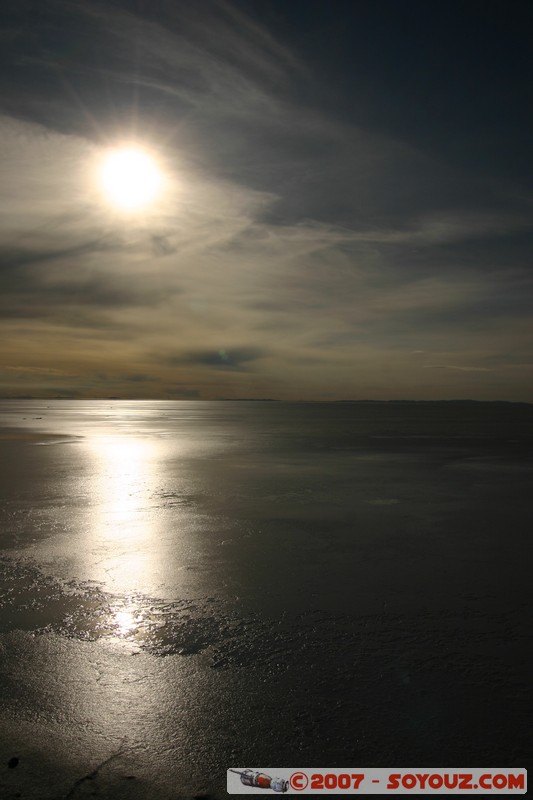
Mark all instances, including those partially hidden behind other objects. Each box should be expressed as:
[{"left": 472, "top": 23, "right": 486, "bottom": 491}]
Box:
[{"left": 0, "top": 400, "right": 531, "bottom": 798}]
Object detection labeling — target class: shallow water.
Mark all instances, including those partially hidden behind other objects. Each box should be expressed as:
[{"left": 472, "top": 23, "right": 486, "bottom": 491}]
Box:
[{"left": 0, "top": 401, "right": 531, "bottom": 797}]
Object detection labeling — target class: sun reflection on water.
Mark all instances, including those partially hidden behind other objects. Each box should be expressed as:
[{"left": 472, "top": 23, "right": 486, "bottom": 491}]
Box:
[
  {"left": 114, "top": 608, "right": 139, "bottom": 636},
  {"left": 81, "top": 426, "right": 200, "bottom": 627},
  {"left": 86, "top": 433, "right": 162, "bottom": 594}
]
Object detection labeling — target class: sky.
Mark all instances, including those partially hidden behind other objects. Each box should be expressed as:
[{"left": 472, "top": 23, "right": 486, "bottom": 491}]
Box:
[{"left": 0, "top": 0, "right": 532, "bottom": 401}]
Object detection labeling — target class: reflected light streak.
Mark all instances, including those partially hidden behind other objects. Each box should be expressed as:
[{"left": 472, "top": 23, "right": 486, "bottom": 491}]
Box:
[
  {"left": 22, "top": 422, "right": 204, "bottom": 771},
  {"left": 114, "top": 608, "right": 141, "bottom": 636},
  {"left": 87, "top": 434, "right": 161, "bottom": 594}
]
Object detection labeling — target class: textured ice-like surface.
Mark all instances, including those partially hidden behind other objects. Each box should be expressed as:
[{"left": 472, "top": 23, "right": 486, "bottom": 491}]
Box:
[{"left": 0, "top": 400, "right": 531, "bottom": 797}]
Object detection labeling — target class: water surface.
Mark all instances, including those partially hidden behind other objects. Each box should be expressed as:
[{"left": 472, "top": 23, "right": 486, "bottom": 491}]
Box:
[{"left": 0, "top": 401, "right": 530, "bottom": 797}]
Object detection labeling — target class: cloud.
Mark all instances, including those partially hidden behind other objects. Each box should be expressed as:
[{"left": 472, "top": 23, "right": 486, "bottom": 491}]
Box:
[
  {"left": 123, "top": 373, "right": 153, "bottom": 382},
  {"left": 1, "top": 365, "right": 75, "bottom": 377},
  {"left": 422, "top": 365, "right": 494, "bottom": 373},
  {"left": 0, "top": 262, "right": 172, "bottom": 326},
  {"left": 0, "top": 1, "right": 531, "bottom": 401},
  {"left": 166, "top": 347, "right": 264, "bottom": 371}
]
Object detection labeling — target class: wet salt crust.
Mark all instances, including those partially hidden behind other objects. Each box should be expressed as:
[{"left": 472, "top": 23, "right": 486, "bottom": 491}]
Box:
[{"left": 0, "top": 400, "right": 531, "bottom": 798}]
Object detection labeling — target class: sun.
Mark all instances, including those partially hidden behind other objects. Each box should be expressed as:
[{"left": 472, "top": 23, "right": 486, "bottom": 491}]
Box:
[{"left": 99, "top": 146, "right": 163, "bottom": 211}]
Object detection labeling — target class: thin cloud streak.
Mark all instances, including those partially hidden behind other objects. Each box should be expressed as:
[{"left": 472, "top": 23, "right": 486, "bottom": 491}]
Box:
[{"left": 423, "top": 365, "right": 494, "bottom": 373}]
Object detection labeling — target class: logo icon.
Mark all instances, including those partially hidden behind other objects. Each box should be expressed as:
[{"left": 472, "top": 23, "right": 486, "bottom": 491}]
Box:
[{"left": 229, "top": 769, "right": 289, "bottom": 793}]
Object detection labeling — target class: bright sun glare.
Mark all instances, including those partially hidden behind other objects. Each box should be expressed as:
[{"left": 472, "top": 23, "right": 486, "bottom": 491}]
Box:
[{"left": 100, "top": 146, "right": 162, "bottom": 211}]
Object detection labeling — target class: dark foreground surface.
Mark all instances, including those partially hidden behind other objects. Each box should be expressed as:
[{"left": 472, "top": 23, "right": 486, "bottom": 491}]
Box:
[{"left": 0, "top": 400, "right": 531, "bottom": 798}]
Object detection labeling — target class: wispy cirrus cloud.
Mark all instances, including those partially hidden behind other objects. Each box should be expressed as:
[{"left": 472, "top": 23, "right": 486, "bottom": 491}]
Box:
[
  {"left": 0, "top": 1, "right": 531, "bottom": 400},
  {"left": 423, "top": 365, "right": 494, "bottom": 373}
]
